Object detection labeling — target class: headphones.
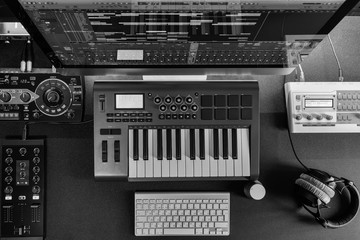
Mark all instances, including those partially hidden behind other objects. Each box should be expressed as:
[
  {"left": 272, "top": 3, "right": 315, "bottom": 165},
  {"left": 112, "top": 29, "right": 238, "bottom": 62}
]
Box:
[{"left": 295, "top": 168, "right": 360, "bottom": 228}]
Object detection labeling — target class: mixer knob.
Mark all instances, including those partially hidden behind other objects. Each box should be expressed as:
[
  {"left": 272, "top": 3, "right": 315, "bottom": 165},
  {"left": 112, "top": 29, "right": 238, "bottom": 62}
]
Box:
[
  {"left": 33, "top": 112, "right": 40, "bottom": 119},
  {"left": 45, "top": 89, "right": 61, "bottom": 106},
  {"left": 20, "top": 92, "right": 31, "bottom": 102},
  {"left": 67, "top": 111, "right": 75, "bottom": 119},
  {"left": 316, "top": 114, "right": 323, "bottom": 120},
  {"left": 295, "top": 114, "right": 302, "bottom": 120},
  {"left": 0, "top": 91, "right": 11, "bottom": 103},
  {"left": 306, "top": 114, "right": 313, "bottom": 120},
  {"left": 4, "top": 186, "right": 13, "bottom": 194},
  {"left": 325, "top": 115, "right": 333, "bottom": 120}
]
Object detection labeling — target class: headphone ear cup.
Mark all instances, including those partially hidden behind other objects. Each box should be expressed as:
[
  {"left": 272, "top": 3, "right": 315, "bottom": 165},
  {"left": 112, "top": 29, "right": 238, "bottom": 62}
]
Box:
[
  {"left": 300, "top": 173, "right": 335, "bottom": 198},
  {"left": 295, "top": 178, "right": 331, "bottom": 205}
]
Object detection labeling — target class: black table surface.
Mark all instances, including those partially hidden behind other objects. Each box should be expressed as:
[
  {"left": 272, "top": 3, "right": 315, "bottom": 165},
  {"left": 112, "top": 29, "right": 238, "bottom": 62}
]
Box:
[{"left": 1, "top": 113, "right": 360, "bottom": 240}]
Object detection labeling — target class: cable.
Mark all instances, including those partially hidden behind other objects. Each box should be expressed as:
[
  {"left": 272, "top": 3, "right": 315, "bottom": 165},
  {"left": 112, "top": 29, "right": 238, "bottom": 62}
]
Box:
[
  {"left": 328, "top": 35, "right": 344, "bottom": 82},
  {"left": 283, "top": 77, "right": 310, "bottom": 171}
]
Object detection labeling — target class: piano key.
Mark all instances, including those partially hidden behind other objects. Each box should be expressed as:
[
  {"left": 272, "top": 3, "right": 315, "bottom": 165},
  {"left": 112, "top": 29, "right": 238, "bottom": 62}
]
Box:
[
  {"left": 177, "top": 129, "right": 186, "bottom": 177},
  {"left": 166, "top": 129, "right": 172, "bottom": 160},
  {"left": 234, "top": 129, "right": 242, "bottom": 177},
  {"left": 133, "top": 129, "right": 139, "bottom": 161},
  {"left": 162, "top": 129, "right": 170, "bottom": 177},
  {"left": 157, "top": 129, "right": 163, "bottom": 160},
  {"left": 209, "top": 129, "right": 218, "bottom": 177},
  {"left": 231, "top": 128, "right": 237, "bottom": 159},
  {"left": 185, "top": 129, "right": 194, "bottom": 177},
  {"left": 143, "top": 129, "right": 148, "bottom": 160},
  {"left": 222, "top": 128, "right": 228, "bottom": 159},
  {"left": 202, "top": 129, "right": 210, "bottom": 177},
  {"left": 241, "top": 128, "right": 251, "bottom": 176},
  {"left": 153, "top": 129, "right": 162, "bottom": 178},
  {"left": 176, "top": 129, "right": 181, "bottom": 160},
  {"left": 199, "top": 129, "right": 205, "bottom": 160},
  {"left": 169, "top": 129, "right": 178, "bottom": 177},
  {"left": 145, "top": 129, "right": 154, "bottom": 178},
  {"left": 138, "top": 129, "right": 145, "bottom": 178},
  {"left": 213, "top": 129, "right": 219, "bottom": 160},
  {"left": 190, "top": 129, "right": 196, "bottom": 160},
  {"left": 129, "top": 129, "right": 137, "bottom": 178},
  {"left": 194, "top": 129, "right": 202, "bottom": 177},
  {"left": 226, "top": 129, "right": 234, "bottom": 177},
  {"left": 218, "top": 129, "right": 226, "bottom": 177}
]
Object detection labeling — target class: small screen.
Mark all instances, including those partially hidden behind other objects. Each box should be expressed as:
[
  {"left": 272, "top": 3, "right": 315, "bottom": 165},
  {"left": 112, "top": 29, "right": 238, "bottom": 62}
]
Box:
[
  {"left": 115, "top": 94, "right": 144, "bottom": 109},
  {"left": 305, "top": 99, "right": 333, "bottom": 108}
]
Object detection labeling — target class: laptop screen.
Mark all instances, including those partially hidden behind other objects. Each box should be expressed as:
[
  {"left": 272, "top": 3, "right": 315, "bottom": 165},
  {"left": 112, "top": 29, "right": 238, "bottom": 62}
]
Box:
[{"left": 4, "top": 0, "right": 360, "bottom": 71}]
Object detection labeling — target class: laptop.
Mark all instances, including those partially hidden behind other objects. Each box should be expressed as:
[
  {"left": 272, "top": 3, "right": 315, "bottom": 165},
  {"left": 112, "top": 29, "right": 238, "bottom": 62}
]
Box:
[{"left": 3, "top": 0, "right": 360, "bottom": 76}]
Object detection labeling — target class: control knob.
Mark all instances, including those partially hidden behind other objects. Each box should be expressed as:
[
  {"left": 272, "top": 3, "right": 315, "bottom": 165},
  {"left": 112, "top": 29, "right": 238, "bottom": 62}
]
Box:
[
  {"left": 295, "top": 114, "right": 302, "bottom": 120},
  {"left": 325, "top": 115, "right": 333, "bottom": 120},
  {"left": 306, "top": 114, "right": 313, "bottom": 120},
  {"left": 20, "top": 92, "right": 31, "bottom": 102},
  {"left": 33, "top": 112, "right": 40, "bottom": 119},
  {"left": 66, "top": 111, "right": 75, "bottom": 119},
  {"left": 45, "top": 88, "right": 62, "bottom": 107},
  {"left": 0, "top": 91, "right": 11, "bottom": 102},
  {"left": 316, "top": 114, "right": 323, "bottom": 120}
]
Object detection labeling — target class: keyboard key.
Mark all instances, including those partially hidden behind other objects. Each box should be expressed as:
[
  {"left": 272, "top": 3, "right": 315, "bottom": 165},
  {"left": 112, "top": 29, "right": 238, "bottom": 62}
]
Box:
[
  {"left": 199, "top": 129, "right": 205, "bottom": 160},
  {"left": 143, "top": 129, "right": 148, "bottom": 160},
  {"left": 190, "top": 129, "right": 196, "bottom": 160},
  {"left": 157, "top": 129, "right": 163, "bottom": 160},
  {"left": 166, "top": 129, "right": 172, "bottom": 160}
]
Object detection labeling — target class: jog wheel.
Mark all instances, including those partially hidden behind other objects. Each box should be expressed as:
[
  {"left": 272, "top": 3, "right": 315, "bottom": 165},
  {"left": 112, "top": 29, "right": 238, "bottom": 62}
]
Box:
[{"left": 35, "top": 78, "right": 72, "bottom": 117}]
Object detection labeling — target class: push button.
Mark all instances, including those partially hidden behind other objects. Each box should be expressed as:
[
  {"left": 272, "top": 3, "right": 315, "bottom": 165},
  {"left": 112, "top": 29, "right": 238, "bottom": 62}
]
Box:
[
  {"left": 228, "top": 108, "right": 239, "bottom": 120},
  {"left": 241, "top": 108, "right": 252, "bottom": 120},
  {"left": 241, "top": 95, "right": 252, "bottom": 107},
  {"left": 201, "top": 109, "right": 213, "bottom": 120},
  {"left": 215, "top": 109, "right": 226, "bottom": 120},
  {"left": 201, "top": 95, "right": 213, "bottom": 107},
  {"left": 214, "top": 95, "right": 226, "bottom": 107},
  {"left": 228, "top": 95, "right": 239, "bottom": 107}
]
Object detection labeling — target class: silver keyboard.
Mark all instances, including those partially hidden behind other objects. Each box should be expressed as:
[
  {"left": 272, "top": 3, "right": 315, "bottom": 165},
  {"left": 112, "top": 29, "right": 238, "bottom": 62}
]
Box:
[{"left": 134, "top": 192, "right": 230, "bottom": 236}]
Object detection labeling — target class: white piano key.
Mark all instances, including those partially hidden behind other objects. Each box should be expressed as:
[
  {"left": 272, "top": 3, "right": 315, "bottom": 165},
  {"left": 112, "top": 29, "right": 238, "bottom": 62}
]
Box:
[
  {"left": 218, "top": 129, "right": 226, "bottom": 177},
  {"left": 241, "top": 128, "right": 251, "bottom": 176},
  {"left": 209, "top": 129, "right": 218, "bottom": 177},
  {"left": 234, "top": 129, "right": 242, "bottom": 177},
  {"left": 153, "top": 129, "right": 162, "bottom": 178},
  {"left": 226, "top": 129, "right": 234, "bottom": 177},
  {"left": 202, "top": 129, "right": 210, "bottom": 177},
  {"left": 137, "top": 129, "right": 145, "bottom": 178},
  {"left": 194, "top": 129, "right": 202, "bottom": 177},
  {"left": 169, "top": 129, "right": 178, "bottom": 177},
  {"left": 128, "top": 129, "right": 137, "bottom": 178},
  {"left": 178, "top": 129, "right": 186, "bottom": 177},
  {"left": 145, "top": 129, "right": 153, "bottom": 178},
  {"left": 185, "top": 129, "right": 193, "bottom": 177},
  {"left": 162, "top": 129, "right": 170, "bottom": 177}
]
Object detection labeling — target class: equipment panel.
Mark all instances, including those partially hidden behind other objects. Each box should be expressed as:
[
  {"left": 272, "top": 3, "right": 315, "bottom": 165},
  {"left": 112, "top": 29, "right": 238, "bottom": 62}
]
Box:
[
  {"left": 0, "top": 73, "right": 83, "bottom": 122},
  {"left": 285, "top": 82, "right": 360, "bottom": 133}
]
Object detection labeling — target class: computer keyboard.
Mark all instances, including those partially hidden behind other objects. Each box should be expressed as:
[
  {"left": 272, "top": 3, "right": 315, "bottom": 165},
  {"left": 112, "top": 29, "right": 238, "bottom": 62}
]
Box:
[{"left": 134, "top": 192, "right": 230, "bottom": 236}]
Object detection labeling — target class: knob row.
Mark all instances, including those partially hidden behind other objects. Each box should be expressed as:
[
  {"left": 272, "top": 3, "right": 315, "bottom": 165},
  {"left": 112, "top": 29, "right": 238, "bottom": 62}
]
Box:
[
  {"left": 0, "top": 91, "right": 32, "bottom": 103},
  {"left": 154, "top": 95, "right": 194, "bottom": 105},
  {"left": 295, "top": 114, "right": 333, "bottom": 121}
]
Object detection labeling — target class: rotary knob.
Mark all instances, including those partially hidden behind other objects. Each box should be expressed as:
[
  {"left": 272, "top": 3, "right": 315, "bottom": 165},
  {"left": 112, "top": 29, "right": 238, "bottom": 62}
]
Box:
[
  {"left": 20, "top": 92, "right": 31, "bottom": 103},
  {"left": 45, "top": 89, "right": 62, "bottom": 107},
  {"left": 295, "top": 114, "right": 302, "bottom": 120},
  {"left": 0, "top": 91, "right": 11, "bottom": 102},
  {"left": 306, "top": 114, "right": 313, "bottom": 120}
]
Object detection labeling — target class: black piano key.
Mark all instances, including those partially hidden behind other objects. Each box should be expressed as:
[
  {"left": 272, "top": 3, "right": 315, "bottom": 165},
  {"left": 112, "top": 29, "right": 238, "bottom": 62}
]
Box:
[
  {"left": 190, "top": 129, "right": 196, "bottom": 160},
  {"left": 143, "top": 129, "right": 148, "bottom": 160},
  {"left": 157, "top": 129, "right": 163, "bottom": 160},
  {"left": 200, "top": 129, "right": 205, "bottom": 160},
  {"left": 213, "top": 129, "right": 219, "bottom": 160},
  {"left": 232, "top": 129, "right": 237, "bottom": 159},
  {"left": 223, "top": 129, "right": 228, "bottom": 159},
  {"left": 133, "top": 129, "right": 139, "bottom": 161},
  {"left": 176, "top": 129, "right": 181, "bottom": 160},
  {"left": 167, "top": 129, "right": 172, "bottom": 160}
]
